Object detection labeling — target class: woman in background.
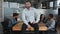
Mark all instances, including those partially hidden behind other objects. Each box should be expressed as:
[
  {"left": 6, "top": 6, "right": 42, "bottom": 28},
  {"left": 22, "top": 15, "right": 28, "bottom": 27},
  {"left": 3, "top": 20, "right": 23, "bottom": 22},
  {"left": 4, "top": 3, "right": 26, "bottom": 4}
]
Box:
[
  {"left": 39, "top": 14, "right": 47, "bottom": 34},
  {"left": 39, "top": 14, "right": 46, "bottom": 23}
]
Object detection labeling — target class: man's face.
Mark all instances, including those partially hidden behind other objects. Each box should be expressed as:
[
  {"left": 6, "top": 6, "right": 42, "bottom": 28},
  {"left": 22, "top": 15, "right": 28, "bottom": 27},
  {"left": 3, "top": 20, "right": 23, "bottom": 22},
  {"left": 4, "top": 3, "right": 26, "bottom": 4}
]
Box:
[
  {"left": 14, "top": 16, "right": 18, "bottom": 19},
  {"left": 48, "top": 16, "right": 51, "bottom": 19},
  {"left": 25, "top": 2, "right": 31, "bottom": 8}
]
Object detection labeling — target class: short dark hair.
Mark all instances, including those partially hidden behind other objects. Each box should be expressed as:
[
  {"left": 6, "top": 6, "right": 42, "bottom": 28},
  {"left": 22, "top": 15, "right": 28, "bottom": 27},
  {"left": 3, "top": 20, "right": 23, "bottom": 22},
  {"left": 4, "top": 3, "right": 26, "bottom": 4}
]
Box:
[
  {"left": 25, "top": 0, "right": 31, "bottom": 4},
  {"left": 13, "top": 13, "right": 19, "bottom": 17},
  {"left": 49, "top": 14, "right": 53, "bottom": 18}
]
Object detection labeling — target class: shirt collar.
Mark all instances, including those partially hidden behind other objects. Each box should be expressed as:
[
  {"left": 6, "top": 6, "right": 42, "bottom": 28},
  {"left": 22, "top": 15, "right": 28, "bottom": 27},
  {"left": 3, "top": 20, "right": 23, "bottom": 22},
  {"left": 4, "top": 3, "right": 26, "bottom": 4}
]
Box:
[{"left": 25, "top": 7, "right": 31, "bottom": 10}]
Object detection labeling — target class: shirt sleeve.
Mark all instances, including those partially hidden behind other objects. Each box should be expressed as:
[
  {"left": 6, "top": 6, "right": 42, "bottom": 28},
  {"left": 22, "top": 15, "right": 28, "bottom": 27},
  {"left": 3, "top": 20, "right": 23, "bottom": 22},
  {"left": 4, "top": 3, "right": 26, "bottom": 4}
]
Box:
[
  {"left": 22, "top": 10, "right": 29, "bottom": 25},
  {"left": 48, "top": 20, "right": 55, "bottom": 29},
  {"left": 34, "top": 8, "right": 40, "bottom": 23},
  {"left": 8, "top": 19, "right": 18, "bottom": 28},
  {"left": 35, "top": 14, "right": 40, "bottom": 23}
]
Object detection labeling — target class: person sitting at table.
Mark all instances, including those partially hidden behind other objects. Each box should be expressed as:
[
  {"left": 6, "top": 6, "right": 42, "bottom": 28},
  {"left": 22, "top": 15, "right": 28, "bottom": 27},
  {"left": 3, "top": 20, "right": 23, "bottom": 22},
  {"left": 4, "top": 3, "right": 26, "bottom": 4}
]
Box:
[
  {"left": 8, "top": 13, "right": 20, "bottom": 31},
  {"left": 38, "top": 14, "right": 46, "bottom": 23},
  {"left": 46, "top": 14, "right": 56, "bottom": 31},
  {"left": 39, "top": 14, "right": 47, "bottom": 34}
]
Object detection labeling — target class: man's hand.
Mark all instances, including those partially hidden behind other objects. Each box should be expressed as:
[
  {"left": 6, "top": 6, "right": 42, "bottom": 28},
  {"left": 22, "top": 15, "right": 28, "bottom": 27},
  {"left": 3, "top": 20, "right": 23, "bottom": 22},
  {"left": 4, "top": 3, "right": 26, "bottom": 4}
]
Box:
[
  {"left": 27, "top": 25, "right": 32, "bottom": 29},
  {"left": 27, "top": 25, "right": 33, "bottom": 30},
  {"left": 33, "top": 21, "right": 37, "bottom": 24},
  {"left": 28, "top": 25, "right": 33, "bottom": 29}
]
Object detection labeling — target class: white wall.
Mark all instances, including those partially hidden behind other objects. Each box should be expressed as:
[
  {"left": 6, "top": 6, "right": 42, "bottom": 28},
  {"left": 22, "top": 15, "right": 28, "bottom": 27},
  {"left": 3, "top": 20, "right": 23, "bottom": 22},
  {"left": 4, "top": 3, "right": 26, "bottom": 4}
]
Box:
[{"left": 37, "top": 9, "right": 58, "bottom": 16}]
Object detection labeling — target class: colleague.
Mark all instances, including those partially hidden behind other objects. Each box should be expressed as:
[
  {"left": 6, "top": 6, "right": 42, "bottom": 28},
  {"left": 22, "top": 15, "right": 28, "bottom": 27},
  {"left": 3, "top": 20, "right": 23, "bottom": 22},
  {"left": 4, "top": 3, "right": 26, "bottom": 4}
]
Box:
[
  {"left": 8, "top": 13, "right": 19, "bottom": 31},
  {"left": 46, "top": 14, "right": 56, "bottom": 31},
  {"left": 38, "top": 14, "right": 45, "bottom": 34},
  {"left": 22, "top": 1, "right": 40, "bottom": 34},
  {"left": 39, "top": 14, "right": 46, "bottom": 23}
]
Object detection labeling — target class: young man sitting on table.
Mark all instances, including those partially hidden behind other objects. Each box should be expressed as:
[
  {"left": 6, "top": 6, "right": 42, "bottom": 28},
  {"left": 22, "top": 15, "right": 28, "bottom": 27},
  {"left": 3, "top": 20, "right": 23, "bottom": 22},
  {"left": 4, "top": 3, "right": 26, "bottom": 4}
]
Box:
[
  {"left": 22, "top": 1, "right": 40, "bottom": 34},
  {"left": 46, "top": 14, "right": 56, "bottom": 31},
  {"left": 8, "top": 13, "right": 20, "bottom": 31}
]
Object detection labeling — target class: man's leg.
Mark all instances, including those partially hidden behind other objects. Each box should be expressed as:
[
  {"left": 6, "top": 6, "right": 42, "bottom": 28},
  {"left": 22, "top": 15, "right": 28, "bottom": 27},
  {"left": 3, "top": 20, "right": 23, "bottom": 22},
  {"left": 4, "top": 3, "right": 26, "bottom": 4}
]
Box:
[
  {"left": 33, "top": 23, "right": 39, "bottom": 34},
  {"left": 21, "top": 23, "right": 27, "bottom": 34}
]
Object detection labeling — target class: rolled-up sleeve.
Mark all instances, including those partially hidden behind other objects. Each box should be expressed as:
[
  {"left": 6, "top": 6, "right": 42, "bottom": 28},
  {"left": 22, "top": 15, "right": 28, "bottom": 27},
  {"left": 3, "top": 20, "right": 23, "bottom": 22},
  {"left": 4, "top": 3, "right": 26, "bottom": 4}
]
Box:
[
  {"left": 8, "top": 19, "right": 18, "bottom": 28},
  {"left": 34, "top": 9, "right": 40, "bottom": 23},
  {"left": 35, "top": 13, "right": 40, "bottom": 23},
  {"left": 48, "top": 20, "right": 55, "bottom": 29},
  {"left": 22, "top": 10, "right": 29, "bottom": 25}
]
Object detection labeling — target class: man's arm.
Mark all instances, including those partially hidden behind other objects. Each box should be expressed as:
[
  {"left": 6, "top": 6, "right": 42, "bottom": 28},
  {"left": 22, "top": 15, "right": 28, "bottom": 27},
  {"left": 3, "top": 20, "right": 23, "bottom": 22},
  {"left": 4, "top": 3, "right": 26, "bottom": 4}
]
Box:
[
  {"left": 35, "top": 13, "right": 40, "bottom": 23},
  {"left": 48, "top": 20, "right": 55, "bottom": 29},
  {"left": 34, "top": 9, "right": 40, "bottom": 23},
  {"left": 22, "top": 11, "right": 29, "bottom": 26},
  {"left": 8, "top": 19, "right": 18, "bottom": 28}
]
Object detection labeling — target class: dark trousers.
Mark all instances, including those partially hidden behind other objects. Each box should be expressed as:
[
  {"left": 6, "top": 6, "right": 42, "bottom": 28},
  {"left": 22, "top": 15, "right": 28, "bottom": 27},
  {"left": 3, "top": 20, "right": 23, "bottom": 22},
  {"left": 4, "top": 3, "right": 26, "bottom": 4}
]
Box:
[
  {"left": 39, "top": 31, "right": 47, "bottom": 34},
  {"left": 21, "top": 22, "right": 39, "bottom": 34}
]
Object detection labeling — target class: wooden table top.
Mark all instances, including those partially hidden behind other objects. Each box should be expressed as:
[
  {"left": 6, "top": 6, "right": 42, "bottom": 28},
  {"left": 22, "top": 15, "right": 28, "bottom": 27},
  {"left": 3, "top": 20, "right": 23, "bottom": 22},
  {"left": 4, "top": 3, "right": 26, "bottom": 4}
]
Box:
[
  {"left": 39, "top": 22, "right": 48, "bottom": 31},
  {"left": 12, "top": 22, "right": 48, "bottom": 31}
]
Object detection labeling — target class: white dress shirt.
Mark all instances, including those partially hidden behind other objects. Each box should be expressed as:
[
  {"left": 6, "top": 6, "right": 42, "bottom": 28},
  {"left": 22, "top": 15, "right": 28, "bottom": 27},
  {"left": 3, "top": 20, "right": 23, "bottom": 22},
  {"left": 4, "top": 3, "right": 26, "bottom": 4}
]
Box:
[{"left": 22, "top": 7, "right": 40, "bottom": 25}]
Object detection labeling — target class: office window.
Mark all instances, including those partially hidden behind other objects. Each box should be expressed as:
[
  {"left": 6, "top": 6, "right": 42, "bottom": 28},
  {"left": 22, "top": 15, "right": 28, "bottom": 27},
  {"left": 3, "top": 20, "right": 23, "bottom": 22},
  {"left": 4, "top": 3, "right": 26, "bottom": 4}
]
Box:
[
  {"left": 3, "top": 2, "right": 9, "bottom": 8},
  {"left": 10, "top": 2, "right": 19, "bottom": 8},
  {"left": 50, "top": 2, "right": 53, "bottom": 7}
]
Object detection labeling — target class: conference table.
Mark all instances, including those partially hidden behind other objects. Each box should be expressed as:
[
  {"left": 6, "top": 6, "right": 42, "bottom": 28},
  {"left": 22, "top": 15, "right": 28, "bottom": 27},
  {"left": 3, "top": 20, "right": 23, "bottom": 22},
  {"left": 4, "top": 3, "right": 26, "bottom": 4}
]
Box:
[{"left": 12, "top": 21, "right": 48, "bottom": 32}]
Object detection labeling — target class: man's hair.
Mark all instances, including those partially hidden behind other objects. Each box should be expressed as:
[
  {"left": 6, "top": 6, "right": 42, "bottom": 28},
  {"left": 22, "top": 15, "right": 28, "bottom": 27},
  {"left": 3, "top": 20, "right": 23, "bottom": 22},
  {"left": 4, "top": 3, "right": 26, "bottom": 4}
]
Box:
[
  {"left": 49, "top": 14, "right": 54, "bottom": 18},
  {"left": 25, "top": 0, "right": 31, "bottom": 4},
  {"left": 13, "top": 13, "right": 19, "bottom": 17}
]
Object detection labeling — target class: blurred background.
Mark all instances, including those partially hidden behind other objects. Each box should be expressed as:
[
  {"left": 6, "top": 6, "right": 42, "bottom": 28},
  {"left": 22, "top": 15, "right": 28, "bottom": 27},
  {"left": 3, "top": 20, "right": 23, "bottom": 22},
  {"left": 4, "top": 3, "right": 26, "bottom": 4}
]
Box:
[{"left": 3, "top": 0, "right": 58, "bottom": 18}]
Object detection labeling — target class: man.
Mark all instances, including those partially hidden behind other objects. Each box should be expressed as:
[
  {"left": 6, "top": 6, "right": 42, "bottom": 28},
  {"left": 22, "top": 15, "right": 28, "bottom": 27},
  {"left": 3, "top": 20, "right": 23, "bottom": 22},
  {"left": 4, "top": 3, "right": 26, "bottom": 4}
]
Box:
[
  {"left": 22, "top": 1, "right": 40, "bottom": 34},
  {"left": 8, "top": 13, "right": 19, "bottom": 31},
  {"left": 46, "top": 14, "right": 56, "bottom": 31}
]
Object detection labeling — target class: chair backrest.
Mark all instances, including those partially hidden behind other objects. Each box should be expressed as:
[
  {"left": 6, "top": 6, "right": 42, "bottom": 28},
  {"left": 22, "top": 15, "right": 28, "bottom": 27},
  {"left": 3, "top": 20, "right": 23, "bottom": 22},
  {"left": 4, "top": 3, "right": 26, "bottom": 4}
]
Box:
[
  {"left": 1, "top": 17, "right": 10, "bottom": 29},
  {"left": 55, "top": 21, "right": 57, "bottom": 28}
]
